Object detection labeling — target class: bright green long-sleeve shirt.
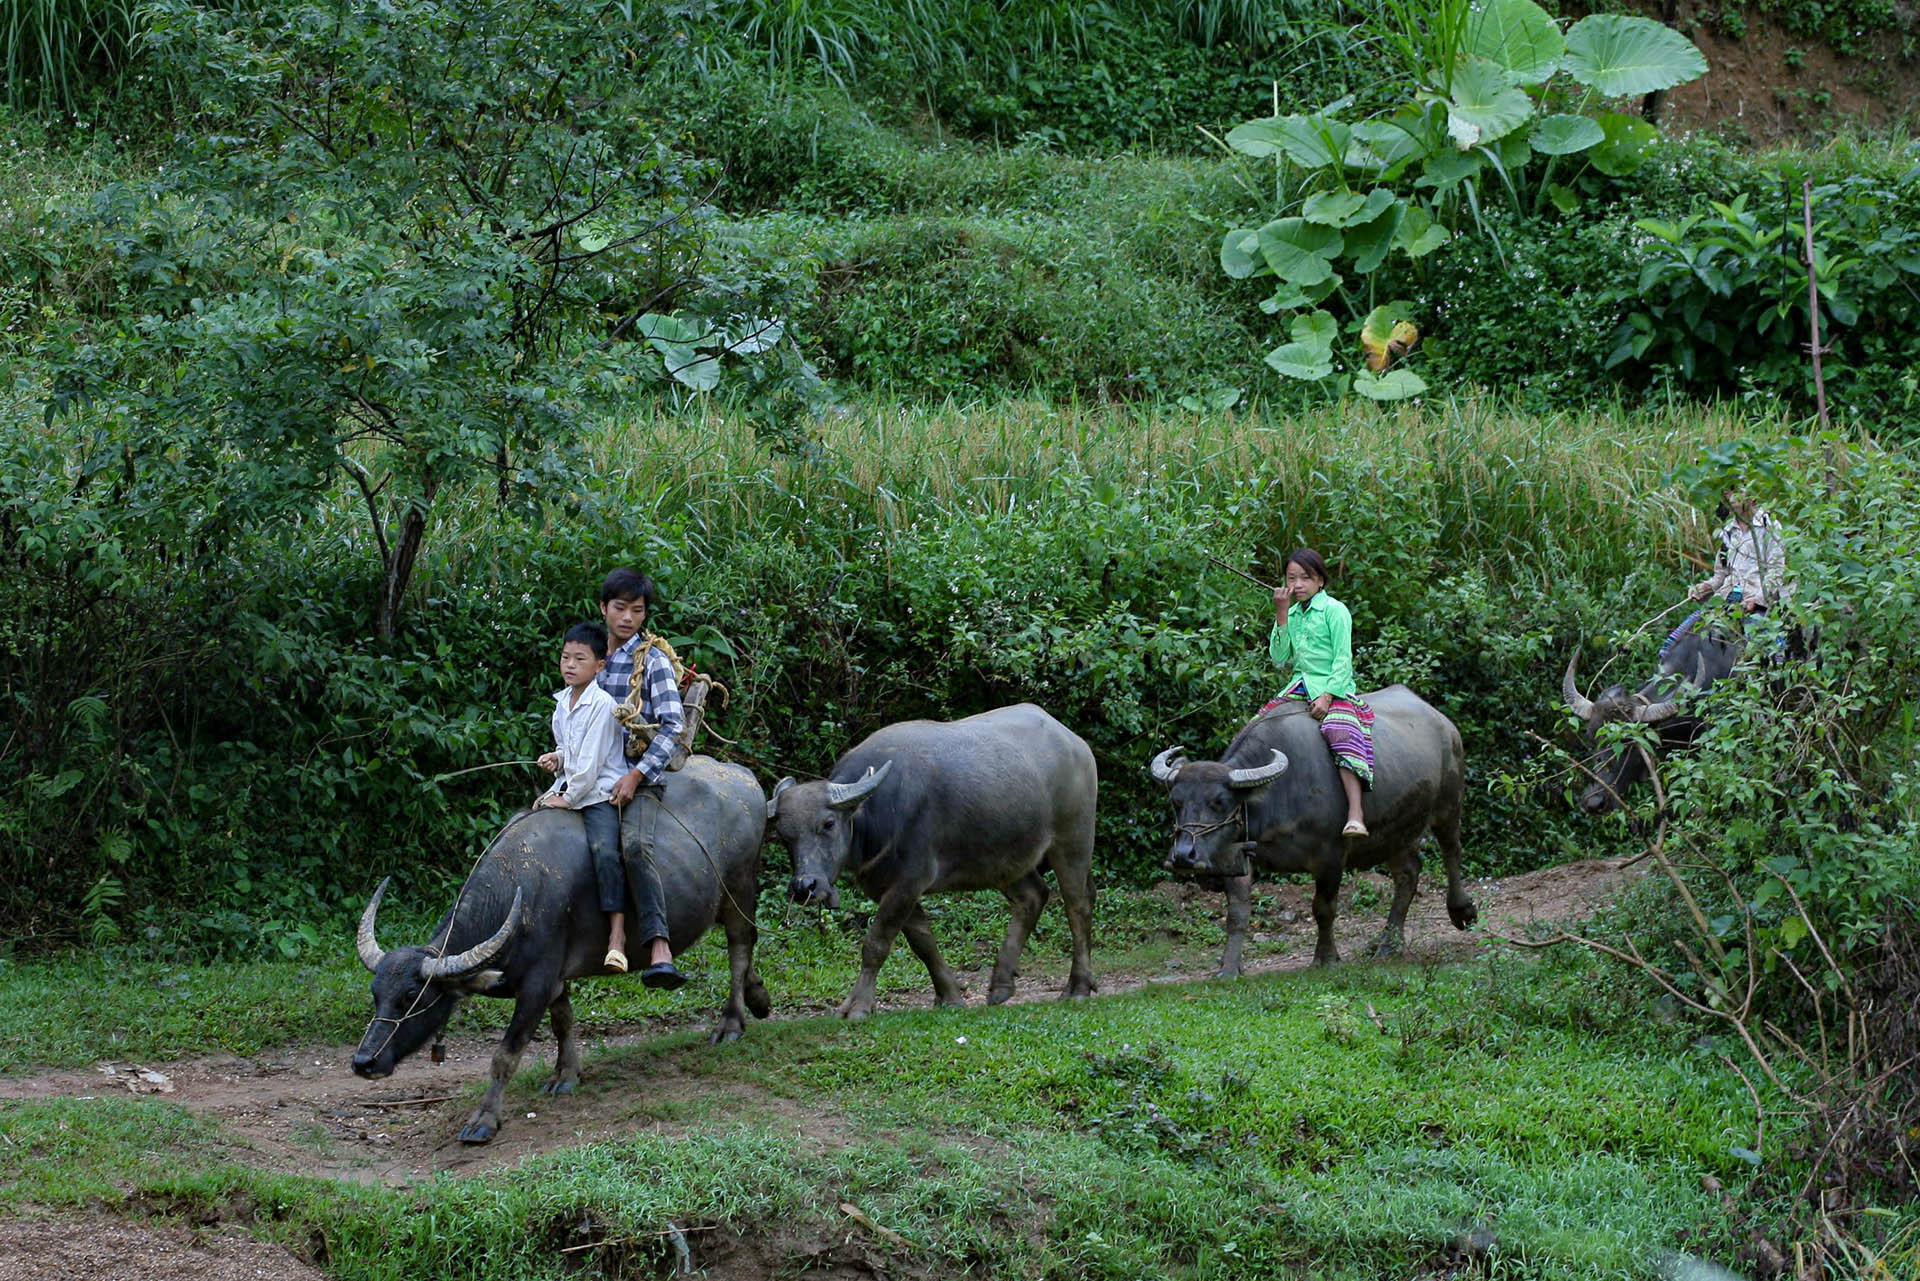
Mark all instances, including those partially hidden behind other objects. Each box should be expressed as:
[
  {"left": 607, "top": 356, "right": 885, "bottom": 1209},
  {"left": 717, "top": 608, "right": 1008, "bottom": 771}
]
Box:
[{"left": 1268, "top": 590, "right": 1358, "bottom": 700}]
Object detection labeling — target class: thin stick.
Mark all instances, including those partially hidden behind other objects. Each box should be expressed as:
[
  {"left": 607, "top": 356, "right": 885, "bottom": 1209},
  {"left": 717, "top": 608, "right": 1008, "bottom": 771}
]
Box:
[
  {"left": 428, "top": 759, "right": 543, "bottom": 784},
  {"left": 560, "top": 1225, "right": 718, "bottom": 1255},
  {"left": 1801, "top": 178, "right": 1832, "bottom": 440},
  {"left": 1202, "top": 552, "right": 1275, "bottom": 592},
  {"left": 361, "top": 1094, "right": 460, "bottom": 1109}
]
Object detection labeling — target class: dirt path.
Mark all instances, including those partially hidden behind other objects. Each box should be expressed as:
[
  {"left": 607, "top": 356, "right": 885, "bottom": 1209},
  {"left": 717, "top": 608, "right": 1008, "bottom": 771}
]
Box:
[{"left": 1, "top": 859, "right": 1640, "bottom": 1195}]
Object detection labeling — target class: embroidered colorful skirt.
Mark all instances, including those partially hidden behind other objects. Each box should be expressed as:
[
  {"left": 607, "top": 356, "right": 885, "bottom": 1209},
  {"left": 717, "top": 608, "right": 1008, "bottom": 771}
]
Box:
[{"left": 1260, "top": 681, "right": 1375, "bottom": 789}]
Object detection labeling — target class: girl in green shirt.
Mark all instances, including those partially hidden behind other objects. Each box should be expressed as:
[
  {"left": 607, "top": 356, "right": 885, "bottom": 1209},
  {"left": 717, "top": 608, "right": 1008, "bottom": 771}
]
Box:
[{"left": 1261, "top": 549, "right": 1375, "bottom": 837}]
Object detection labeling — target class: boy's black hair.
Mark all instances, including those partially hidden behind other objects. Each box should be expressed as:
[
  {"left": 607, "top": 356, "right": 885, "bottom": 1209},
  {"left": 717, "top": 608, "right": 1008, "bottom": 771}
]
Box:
[
  {"left": 1284, "top": 548, "right": 1329, "bottom": 584},
  {"left": 563, "top": 621, "right": 609, "bottom": 660},
  {"left": 599, "top": 567, "right": 657, "bottom": 607}
]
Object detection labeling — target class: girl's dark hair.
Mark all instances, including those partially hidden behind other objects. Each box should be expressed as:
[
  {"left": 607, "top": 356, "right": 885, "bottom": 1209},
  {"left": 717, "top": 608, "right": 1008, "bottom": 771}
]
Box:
[
  {"left": 599, "top": 567, "right": 656, "bottom": 607},
  {"left": 563, "top": 621, "right": 609, "bottom": 659},
  {"left": 1284, "top": 548, "right": 1329, "bottom": 584}
]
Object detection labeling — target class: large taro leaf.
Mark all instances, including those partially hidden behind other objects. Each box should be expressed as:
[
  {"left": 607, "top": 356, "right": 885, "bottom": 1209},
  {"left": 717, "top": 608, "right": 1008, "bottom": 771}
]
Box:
[
  {"left": 1446, "top": 56, "right": 1534, "bottom": 149},
  {"left": 1342, "top": 200, "right": 1406, "bottom": 273},
  {"left": 1265, "top": 341, "right": 1335, "bottom": 380},
  {"left": 1352, "top": 107, "right": 1446, "bottom": 178},
  {"left": 1395, "top": 205, "right": 1450, "bottom": 257},
  {"left": 1222, "top": 228, "right": 1264, "bottom": 279},
  {"left": 1226, "top": 114, "right": 1351, "bottom": 169},
  {"left": 1563, "top": 14, "right": 1708, "bottom": 98},
  {"left": 1529, "top": 113, "right": 1606, "bottom": 155},
  {"left": 1588, "top": 111, "right": 1659, "bottom": 176},
  {"left": 1256, "top": 218, "right": 1344, "bottom": 286},
  {"left": 1351, "top": 368, "right": 1428, "bottom": 400},
  {"left": 1291, "top": 310, "right": 1338, "bottom": 348},
  {"left": 1302, "top": 187, "right": 1397, "bottom": 228},
  {"left": 1259, "top": 277, "right": 1341, "bottom": 313},
  {"left": 1465, "top": 0, "right": 1564, "bottom": 85},
  {"left": 1418, "top": 148, "right": 1484, "bottom": 190}
]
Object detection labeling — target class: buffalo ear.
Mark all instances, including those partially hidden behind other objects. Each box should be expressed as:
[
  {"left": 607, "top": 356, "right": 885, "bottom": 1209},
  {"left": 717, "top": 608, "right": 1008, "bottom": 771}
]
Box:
[{"left": 460, "top": 969, "right": 505, "bottom": 993}]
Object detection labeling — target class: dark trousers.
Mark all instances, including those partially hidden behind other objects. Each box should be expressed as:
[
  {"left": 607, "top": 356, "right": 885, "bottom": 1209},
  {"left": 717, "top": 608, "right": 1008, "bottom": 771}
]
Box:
[
  {"left": 621, "top": 784, "right": 670, "bottom": 945},
  {"left": 581, "top": 801, "right": 626, "bottom": 916}
]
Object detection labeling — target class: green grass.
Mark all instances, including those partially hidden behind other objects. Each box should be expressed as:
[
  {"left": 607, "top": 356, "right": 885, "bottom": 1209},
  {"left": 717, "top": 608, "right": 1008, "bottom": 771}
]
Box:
[{"left": 0, "top": 947, "right": 1812, "bottom": 1280}]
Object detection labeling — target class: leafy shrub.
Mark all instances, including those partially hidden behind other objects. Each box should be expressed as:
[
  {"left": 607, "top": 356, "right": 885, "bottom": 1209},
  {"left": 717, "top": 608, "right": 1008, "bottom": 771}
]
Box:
[
  {"left": 733, "top": 212, "right": 1258, "bottom": 399},
  {"left": 3, "top": 0, "right": 139, "bottom": 116},
  {"left": 1606, "top": 166, "right": 1920, "bottom": 436}
]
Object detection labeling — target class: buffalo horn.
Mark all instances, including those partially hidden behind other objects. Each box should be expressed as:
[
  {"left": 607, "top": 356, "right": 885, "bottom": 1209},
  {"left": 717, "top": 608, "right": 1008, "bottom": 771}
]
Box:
[
  {"left": 768, "top": 775, "right": 795, "bottom": 821},
  {"left": 825, "top": 759, "right": 892, "bottom": 810},
  {"left": 1562, "top": 652, "right": 1596, "bottom": 722},
  {"left": 420, "top": 888, "right": 524, "bottom": 981},
  {"left": 1148, "top": 746, "right": 1187, "bottom": 784},
  {"left": 1227, "top": 749, "right": 1290, "bottom": 789},
  {"left": 1692, "top": 648, "right": 1709, "bottom": 689},
  {"left": 1633, "top": 697, "right": 1681, "bottom": 724},
  {"left": 356, "top": 876, "right": 391, "bottom": 973}
]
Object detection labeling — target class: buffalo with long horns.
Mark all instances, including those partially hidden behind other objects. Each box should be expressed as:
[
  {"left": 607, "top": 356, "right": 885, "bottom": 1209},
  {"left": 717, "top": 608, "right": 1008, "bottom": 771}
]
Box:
[
  {"left": 1151, "top": 686, "right": 1477, "bottom": 972},
  {"left": 768, "top": 703, "right": 1098, "bottom": 1019},
  {"left": 1562, "top": 627, "right": 1742, "bottom": 813},
  {"left": 350, "top": 756, "right": 771, "bottom": 1144}
]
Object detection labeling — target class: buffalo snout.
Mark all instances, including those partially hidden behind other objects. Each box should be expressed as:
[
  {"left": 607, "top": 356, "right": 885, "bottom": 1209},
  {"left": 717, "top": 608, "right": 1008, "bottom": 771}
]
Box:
[
  {"left": 350, "top": 1049, "right": 391, "bottom": 1080},
  {"left": 789, "top": 875, "right": 839, "bottom": 909}
]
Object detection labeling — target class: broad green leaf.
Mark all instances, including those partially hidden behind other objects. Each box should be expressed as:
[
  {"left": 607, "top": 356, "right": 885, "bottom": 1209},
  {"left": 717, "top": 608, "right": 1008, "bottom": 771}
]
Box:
[
  {"left": 1259, "top": 277, "right": 1341, "bottom": 312},
  {"left": 1466, "top": 0, "right": 1564, "bottom": 84},
  {"left": 1418, "top": 148, "right": 1484, "bottom": 190},
  {"left": 658, "top": 344, "right": 722, "bottom": 390},
  {"left": 1352, "top": 111, "right": 1443, "bottom": 176},
  {"left": 1563, "top": 14, "right": 1708, "bottom": 97},
  {"left": 1302, "top": 190, "right": 1366, "bottom": 225},
  {"left": 1546, "top": 181, "right": 1580, "bottom": 213},
  {"left": 1529, "top": 114, "right": 1606, "bottom": 155},
  {"left": 726, "top": 318, "right": 786, "bottom": 354},
  {"left": 1495, "top": 131, "right": 1532, "bottom": 171},
  {"left": 1221, "top": 228, "right": 1264, "bottom": 279},
  {"left": 1395, "top": 205, "right": 1451, "bottom": 257},
  {"left": 635, "top": 312, "right": 705, "bottom": 344},
  {"left": 1256, "top": 218, "right": 1344, "bottom": 286},
  {"left": 1291, "top": 310, "right": 1339, "bottom": 347},
  {"left": 1351, "top": 368, "right": 1428, "bottom": 400},
  {"left": 1264, "top": 341, "right": 1335, "bottom": 381},
  {"left": 1588, "top": 111, "right": 1659, "bottom": 176},
  {"left": 1446, "top": 56, "right": 1534, "bottom": 148},
  {"left": 1343, "top": 200, "right": 1406, "bottom": 273},
  {"left": 1226, "top": 114, "right": 1350, "bottom": 169}
]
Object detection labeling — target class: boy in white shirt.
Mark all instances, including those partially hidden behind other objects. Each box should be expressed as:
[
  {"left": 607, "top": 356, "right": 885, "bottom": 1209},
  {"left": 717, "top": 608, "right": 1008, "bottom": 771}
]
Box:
[{"left": 537, "top": 622, "right": 633, "bottom": 973}]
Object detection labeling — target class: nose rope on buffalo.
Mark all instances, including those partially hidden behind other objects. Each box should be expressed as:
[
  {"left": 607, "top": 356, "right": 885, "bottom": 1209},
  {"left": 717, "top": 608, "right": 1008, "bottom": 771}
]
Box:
[{"left": 358, "top": 808, "right": 543, "bottom": 1063}]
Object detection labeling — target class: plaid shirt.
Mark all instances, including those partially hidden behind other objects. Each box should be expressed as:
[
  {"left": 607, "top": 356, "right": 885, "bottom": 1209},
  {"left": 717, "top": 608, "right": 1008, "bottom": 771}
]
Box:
[{"left": 596, "top": 634, "right": 685, "bottom": 784}]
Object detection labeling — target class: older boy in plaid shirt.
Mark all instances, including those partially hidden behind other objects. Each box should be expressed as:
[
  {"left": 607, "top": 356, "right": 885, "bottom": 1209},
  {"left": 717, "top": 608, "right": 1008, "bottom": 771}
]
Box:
[{"left": 597, "top": 567, "right": 687, "bottom": 990}]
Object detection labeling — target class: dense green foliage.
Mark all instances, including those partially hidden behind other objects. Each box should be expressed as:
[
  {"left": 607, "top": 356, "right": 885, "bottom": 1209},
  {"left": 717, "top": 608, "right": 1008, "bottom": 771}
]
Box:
[
  {"left": 9, "top": 390, "right": 1763, "bottom": 953},
  {"left": 0, "top": 951, "right": 1791, "bottom": 1279}
]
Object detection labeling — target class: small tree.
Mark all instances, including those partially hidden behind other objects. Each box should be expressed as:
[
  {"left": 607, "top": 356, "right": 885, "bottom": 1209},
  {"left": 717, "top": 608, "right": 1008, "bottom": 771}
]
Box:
[{"left": 52, "top": 0, "right": 741, "bottom": 638}]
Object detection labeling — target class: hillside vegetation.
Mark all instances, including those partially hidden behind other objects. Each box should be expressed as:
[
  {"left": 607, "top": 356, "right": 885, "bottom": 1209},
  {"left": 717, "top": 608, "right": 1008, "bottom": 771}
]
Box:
[{"left": 0, "top": 0, "right": 1916, "bottom": 1274}]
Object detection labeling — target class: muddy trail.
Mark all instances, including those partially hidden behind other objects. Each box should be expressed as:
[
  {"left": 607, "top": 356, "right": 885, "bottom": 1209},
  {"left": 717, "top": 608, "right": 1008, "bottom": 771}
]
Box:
[{"left": 1, "top": 859, "right": 1640, "bottom": 1199}]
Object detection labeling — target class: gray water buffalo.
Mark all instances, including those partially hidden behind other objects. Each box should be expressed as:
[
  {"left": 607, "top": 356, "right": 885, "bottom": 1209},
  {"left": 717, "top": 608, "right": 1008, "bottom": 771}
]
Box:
[
  {"left": 1151, "top": 686, "right": 1477, "bottom": 973},
  {"left": 351, "top": 756, "right": 770, "bottom": 1144},
  {"left": 768, "top": 703, "right": 1098, "bottom": 1020},
  {"left": 1563, "top": 627, "right": 1741, "bottom": 813}
]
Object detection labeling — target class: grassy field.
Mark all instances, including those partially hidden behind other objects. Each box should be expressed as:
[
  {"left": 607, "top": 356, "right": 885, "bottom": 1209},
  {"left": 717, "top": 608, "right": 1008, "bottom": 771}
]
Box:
[{"left": 1, "top": 917, "right": 1788, "bottom": 1280}]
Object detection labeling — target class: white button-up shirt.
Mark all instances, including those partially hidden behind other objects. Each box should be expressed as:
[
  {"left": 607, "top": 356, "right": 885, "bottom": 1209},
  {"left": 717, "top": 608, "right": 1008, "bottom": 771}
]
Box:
[
  {"left": 1704, "top": 511, "right": 1789, "bottom": 606},
  {"left": 540, "top": 682, "right": 626, "bottom": 809}
]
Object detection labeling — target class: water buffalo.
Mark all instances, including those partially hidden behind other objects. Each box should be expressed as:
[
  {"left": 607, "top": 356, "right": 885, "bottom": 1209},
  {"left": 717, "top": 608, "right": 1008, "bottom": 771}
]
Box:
[
  {"left": 351, "top": 755, "right": 770, "bottom": 1144},
  {"left": 768, "top": 703, "right": 1097, "bottom": 1020},
  {"left": 1563, "top": 627, "right": 1741, "bottom": 813},
  {"left": 1151, "top": 686, "right": 1477, "bottom": 973}
]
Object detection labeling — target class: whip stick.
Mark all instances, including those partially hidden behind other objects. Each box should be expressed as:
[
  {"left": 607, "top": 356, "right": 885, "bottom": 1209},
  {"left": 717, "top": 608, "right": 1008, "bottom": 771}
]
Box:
[
  {"left": 428, "top": 759, "right": 543, "bottom": 784},
  {"left": 1202, "top": 552, "right": 1275, "bottom": 592}
]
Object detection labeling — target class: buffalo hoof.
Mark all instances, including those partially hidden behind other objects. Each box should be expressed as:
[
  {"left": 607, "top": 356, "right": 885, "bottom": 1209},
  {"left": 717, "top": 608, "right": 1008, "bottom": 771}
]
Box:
[
  {"left": 1369, "top": 938, "right": 1402, "bottom": 961},
  {"left": 746, "top": 980, "right": 772, "bottom": 1020},
  {"left": 985, "top": 986, "right": 1015, "bottom": 1006},
  {"left": 457, "top": 1119, "right": 497, "bottom": 1145},
  {"left": 709, "top": 1026, "right": 743, "bottom": 1045},
  {"left": 1449, "top": 900, "right": 1479, "bottom": 930},
  {"left": 1311, "top": 950, "right": 1341, "bottom": 968},
  {"left": 1214, "top": 966, "right": 1243, "bottom": 981},
  {"left": 541, "top": 1077, "right": 576, "bottom": 1096},
  {"left": 837, "top": 999, "right": 874, "bottom": 1021},
  {"left": 1064, "top": 978, "right": 1095, "bottom": 1000},
  {"left": 935, "top": 993, "right": 968, "bottom": 1010}
]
